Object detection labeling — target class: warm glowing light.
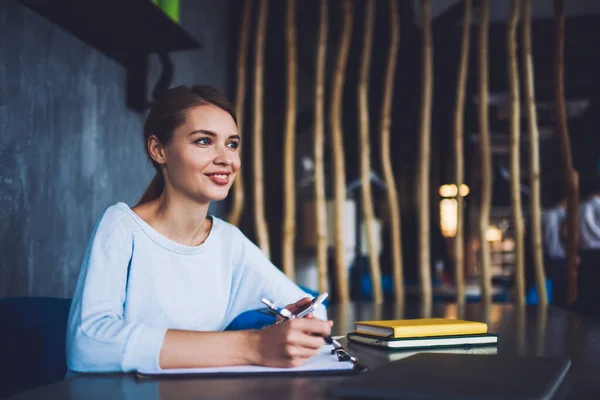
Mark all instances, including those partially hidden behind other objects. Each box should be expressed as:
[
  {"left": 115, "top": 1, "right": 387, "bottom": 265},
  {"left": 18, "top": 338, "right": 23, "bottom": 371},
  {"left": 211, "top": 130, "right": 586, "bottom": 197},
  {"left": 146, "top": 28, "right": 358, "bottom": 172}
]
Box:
[
  {"left": 485, "top": 226, "right": 502, "bottom": 242},
  {"left": 502, "top": 238, "right": 515, "bottom": 251},
  {"left": 439, "top": 184, "right": 470, "bottom": 197},
  {"left": 440, "top": 199, "right": 458, "bottom": 238},
  {"left": 439, "top": 184, "right": 458, "bottom": 197}
]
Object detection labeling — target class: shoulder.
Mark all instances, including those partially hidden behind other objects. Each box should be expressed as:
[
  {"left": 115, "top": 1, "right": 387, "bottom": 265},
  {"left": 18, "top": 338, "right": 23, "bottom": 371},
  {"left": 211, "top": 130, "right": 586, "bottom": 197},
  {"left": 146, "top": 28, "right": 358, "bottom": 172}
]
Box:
[
  {"left": 544, "top": 205, "right": 565, "bottom": 217},
  {"left": 90, "top": 202, "right": 137, "bottom": 241},
  {"left": 210, "top": 215, "right": 245, "bottom": 240},
  {"left": 589, "top": 195, "right": 600, "bottom": 208},
  {"left": 96, "top": 202, "right": 134, "bottom": 228},
  {"left": 209, "top": 216, "right": 261, "bottom": 256},
  {"left": 102, "top": 202, "right": 133, "bottom": 219}
]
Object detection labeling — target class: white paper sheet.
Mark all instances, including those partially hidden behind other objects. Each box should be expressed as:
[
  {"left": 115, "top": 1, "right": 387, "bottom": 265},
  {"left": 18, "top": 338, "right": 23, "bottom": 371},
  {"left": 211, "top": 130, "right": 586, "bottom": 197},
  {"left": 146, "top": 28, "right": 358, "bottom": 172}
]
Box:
[{"left": 137, "top": 345, "right": 355, "bottom": 376}]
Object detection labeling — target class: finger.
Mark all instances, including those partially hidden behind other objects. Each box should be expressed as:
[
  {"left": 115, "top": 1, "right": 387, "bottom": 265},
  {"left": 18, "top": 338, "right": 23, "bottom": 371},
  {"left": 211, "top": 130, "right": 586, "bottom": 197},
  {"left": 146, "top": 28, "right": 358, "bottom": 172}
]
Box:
[
  {"left": 286, "top": 342, "right": 321, "bottom": 359},
  {"left": 290, "top": 318, "right": 333, "bottom": 337},
  {"left": 294, "top": 332, "right": 326, "bottom": 350},
  {"left": 286, "top": 297, "right": 312, "bottom": 314},
  {"left": 295, "top": 297, "right": 312, "bottom": 306}
]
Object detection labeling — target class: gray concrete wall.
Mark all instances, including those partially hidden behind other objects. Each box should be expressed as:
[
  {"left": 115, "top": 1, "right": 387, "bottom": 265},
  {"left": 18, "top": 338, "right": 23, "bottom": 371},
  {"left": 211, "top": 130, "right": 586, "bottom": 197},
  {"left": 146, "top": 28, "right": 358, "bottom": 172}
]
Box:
[{"left": 0, "top": 0, "right": 234, "bottom": 297}]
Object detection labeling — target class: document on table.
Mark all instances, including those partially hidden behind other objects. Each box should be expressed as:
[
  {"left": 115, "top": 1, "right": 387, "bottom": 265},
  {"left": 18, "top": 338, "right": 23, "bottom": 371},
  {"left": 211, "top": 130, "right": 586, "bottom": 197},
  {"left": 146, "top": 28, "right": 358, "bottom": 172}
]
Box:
[{"left": 136, "top": 345, "right": 357, "bottom": 378}]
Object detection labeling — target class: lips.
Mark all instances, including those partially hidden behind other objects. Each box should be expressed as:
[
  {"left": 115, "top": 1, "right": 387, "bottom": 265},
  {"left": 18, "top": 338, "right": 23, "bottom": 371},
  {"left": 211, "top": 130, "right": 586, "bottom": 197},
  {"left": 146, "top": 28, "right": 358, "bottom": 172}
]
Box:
[{"left": 205, "top": 172, "right": 231, "bottom": 186}]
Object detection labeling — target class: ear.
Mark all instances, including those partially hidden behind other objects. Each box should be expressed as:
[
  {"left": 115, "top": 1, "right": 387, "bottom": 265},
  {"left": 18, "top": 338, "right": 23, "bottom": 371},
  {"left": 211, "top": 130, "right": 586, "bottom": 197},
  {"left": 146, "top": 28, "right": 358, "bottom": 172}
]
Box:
[{"left": 148, "top": 135, "right": 167, "bottom": 165}]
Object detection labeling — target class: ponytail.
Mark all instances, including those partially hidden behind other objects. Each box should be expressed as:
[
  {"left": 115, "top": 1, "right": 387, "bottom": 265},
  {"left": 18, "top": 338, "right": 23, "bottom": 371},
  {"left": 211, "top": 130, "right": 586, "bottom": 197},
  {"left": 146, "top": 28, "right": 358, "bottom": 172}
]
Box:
[{"left": 138, "top": 173, "right": 164, "bottom": 205}]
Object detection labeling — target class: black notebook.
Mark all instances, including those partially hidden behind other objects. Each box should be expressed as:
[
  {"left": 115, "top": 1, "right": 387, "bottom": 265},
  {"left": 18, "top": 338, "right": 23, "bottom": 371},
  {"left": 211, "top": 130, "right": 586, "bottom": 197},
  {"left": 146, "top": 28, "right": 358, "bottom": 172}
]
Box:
[
  {"left": 347, "top": 331, "right": 498, "bottom": 350},
  {"left": 331, "top": 353, "right": 571, "bottom": 400}
]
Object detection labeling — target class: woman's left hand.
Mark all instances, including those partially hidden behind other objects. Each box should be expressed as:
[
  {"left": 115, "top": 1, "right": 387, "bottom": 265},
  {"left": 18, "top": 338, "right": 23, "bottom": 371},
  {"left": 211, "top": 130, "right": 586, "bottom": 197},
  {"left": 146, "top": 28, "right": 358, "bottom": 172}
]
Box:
[{"left": 276, "top": 297, "right": 313, "bottom": 322}]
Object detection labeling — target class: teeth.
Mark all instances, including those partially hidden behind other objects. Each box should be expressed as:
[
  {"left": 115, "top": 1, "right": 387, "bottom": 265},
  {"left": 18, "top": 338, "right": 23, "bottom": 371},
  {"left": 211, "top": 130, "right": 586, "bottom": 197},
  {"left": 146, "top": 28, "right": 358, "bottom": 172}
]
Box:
[{"left": 212, "top": 174, "right": 227, "bottom": 179}]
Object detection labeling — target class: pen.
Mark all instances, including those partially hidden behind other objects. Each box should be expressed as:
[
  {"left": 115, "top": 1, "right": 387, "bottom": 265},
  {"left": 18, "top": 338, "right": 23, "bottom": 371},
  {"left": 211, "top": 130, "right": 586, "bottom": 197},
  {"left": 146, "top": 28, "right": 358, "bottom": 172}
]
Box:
[
  {"left": 260, "top": 298, "right": 296, "bottom": 320},
  {"left": 260, "top": 297, "right": 358, "bottom": 363}
]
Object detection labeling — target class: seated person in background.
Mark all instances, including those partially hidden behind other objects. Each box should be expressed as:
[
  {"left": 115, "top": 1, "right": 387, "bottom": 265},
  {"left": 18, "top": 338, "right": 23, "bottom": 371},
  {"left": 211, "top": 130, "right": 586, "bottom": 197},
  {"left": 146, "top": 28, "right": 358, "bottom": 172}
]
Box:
[
  {"left": 540, "top": 194, "right": 567, "bottom": 305},
  {"left": 542, "top": 198, "right": 566, "bottom": 263},
  {"left": 66, "top": 85, "right": 331, "bottom": 373},
  {"left": 579, "top": 176, "right": 600, "bottom": 250}
]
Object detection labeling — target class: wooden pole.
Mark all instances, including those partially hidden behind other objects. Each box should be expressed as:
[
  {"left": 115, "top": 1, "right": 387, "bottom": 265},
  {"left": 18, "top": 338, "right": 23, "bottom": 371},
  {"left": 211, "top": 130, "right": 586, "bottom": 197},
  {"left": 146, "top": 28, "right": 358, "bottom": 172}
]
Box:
[
  {"left": 358, "top": 0, "right": 383, "bottom": 304},
  {"left": 478, "top": 0, "right": 493, "bottom": 303},
  {"left": 554, "top": 0, "right": 579, "bottom": 304},
  {"left": 522, "top": 0, "right": 548, "bottom": 305},
  {"left": 227, "top": 0, "right": 252, "bottom": 227},
  {"left": 314, "top": 0, "right": 329, "bottom": 293},
  {"left": 253, "top": 0, "right": 270, "bottom": 258},
  {"left": 282, "top": 0, "right": 297, "bottom": 279},
  {"left": 329, "top": 0, "right": 353, "bottom": 303},
  {"left": 417, "top": 0, "right": 433, "bottom": 302},
  {"left": 380, "top": 0, "right": 404, "bottom": 303},
  {"left": 508, "top": 0, "right": 525, "bottom": 305},
  {"left": 453, "top": 0, "right": 471, "bottom": 305}
]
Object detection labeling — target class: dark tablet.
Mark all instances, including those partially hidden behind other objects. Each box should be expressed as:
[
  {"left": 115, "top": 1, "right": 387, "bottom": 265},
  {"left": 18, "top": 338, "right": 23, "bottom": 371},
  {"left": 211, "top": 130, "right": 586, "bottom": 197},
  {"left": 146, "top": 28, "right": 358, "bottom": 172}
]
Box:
[{"left": 331, "top": 352, "right": 571, "bottom": 400}]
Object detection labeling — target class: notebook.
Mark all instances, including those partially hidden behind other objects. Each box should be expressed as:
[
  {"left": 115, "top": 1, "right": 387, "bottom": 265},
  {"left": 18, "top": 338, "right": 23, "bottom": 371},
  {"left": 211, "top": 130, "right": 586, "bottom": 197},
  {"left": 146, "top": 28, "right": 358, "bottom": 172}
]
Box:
[
  {"left": 136, "top": 344, "right": 361, "bottom": 379},
  {"left": 349, "top": 343, "right": 498, "bottom": 362},
  {"left": 347, "top": 331, "right": 498, "bottom": 350},
  {"left": 354, "top": 318, "right": 488, "bottom": 338},
  {"left": 330, "top": 353, "right": 571, "bottom": 400}
]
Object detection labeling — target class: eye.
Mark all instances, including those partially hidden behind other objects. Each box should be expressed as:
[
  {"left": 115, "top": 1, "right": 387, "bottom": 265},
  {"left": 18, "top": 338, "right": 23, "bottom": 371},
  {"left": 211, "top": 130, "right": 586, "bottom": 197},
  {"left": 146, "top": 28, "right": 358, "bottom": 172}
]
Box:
[
  {"left": 195, "top": 137, "right": 211, "bottom": 146},
  {"left": 227, "top": 141, "right": 240, "bottom": 149}
]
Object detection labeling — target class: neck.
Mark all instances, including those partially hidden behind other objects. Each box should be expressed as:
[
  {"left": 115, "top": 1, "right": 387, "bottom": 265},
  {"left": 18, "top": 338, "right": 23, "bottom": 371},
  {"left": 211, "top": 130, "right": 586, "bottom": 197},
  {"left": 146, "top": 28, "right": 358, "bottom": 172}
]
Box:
[{"left": 152, "top": 189, "right": 212, "bottom": 247}]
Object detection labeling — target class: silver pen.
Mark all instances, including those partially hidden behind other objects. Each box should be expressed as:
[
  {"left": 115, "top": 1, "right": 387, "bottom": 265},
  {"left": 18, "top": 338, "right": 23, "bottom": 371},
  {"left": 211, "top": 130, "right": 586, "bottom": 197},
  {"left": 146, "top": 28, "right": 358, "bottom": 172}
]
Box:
[
  {"left": 260, "top": 297, "right": 358, "bottom": 364},
  {"left": 260, "top": 298, "right": 296, "bottom": 320}
]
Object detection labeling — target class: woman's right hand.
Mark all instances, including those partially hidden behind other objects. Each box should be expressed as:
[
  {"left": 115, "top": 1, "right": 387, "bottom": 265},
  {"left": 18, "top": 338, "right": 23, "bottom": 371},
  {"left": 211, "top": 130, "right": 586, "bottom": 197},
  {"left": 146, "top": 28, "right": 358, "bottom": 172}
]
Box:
[{"left": 251, "top": 318, "right": 333, "bottom": 368}]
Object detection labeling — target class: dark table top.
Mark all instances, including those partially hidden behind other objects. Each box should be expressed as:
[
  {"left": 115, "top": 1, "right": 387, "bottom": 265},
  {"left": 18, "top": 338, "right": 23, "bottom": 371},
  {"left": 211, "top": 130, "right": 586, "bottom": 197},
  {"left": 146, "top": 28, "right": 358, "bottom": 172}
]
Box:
[{"left": 8, "top": 302, "right": 600, "bottom": 399}]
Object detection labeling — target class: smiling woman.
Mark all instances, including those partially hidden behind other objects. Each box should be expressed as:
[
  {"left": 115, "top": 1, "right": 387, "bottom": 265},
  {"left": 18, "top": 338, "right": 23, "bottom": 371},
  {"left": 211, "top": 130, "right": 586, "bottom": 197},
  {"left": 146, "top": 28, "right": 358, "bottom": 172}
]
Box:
[
  {"left": 65, "top": 85, "right": 332, "bottom": 373},
  {"left": 138, "top": 86, "right": 240, "bottom": 205}
]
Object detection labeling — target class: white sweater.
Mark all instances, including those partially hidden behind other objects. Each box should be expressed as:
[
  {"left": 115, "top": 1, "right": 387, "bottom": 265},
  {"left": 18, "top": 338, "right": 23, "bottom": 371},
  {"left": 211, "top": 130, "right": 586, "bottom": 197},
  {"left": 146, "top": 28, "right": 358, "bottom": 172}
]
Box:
[
  {"left": 66, "top": 202, "right": 324, "bottom": 373},
  {"left": 580, "top": 196, "right": 600, "bottom": 250},
  {"left": 542, "top": 205, "right": 566, "bottom": 260}
]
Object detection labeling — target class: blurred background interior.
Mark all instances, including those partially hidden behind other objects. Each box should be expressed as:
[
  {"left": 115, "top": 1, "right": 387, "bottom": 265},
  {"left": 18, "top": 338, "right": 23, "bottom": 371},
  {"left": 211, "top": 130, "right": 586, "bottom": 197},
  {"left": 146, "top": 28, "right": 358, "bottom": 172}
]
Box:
[
  {"left": 2, "top": 0, "right": 600, "bottom": 397},
  {"left": 1, "top": 0, "right": 599, "bottom": 309}
]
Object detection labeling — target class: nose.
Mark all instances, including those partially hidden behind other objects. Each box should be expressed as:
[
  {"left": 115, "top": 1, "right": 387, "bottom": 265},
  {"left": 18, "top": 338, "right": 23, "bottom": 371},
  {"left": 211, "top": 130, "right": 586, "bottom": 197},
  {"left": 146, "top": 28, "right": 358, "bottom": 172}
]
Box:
[{"left": 213, "top": 145, "right": 233, "bottom": 166}]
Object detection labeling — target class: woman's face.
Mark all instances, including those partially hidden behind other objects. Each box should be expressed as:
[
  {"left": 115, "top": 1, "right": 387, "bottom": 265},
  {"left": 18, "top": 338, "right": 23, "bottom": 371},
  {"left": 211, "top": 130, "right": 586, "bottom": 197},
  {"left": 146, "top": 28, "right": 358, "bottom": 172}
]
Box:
[{"left": 161, "top": 104, "right": 241, "bottom": 203}]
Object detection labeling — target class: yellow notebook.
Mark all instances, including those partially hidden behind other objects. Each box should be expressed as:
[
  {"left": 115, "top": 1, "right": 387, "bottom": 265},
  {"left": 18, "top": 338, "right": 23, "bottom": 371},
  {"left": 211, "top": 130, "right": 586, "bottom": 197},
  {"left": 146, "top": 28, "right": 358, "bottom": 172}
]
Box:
[{"left": 354, "top": 318, "right": 488, "bottom": 338}]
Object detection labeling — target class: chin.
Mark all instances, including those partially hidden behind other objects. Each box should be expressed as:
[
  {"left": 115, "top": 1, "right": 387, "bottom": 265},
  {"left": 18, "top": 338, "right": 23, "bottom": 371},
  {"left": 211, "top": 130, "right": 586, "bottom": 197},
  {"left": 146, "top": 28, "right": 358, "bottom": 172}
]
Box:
[{"left": 204, "top": 188, "right": 231, "bottom": 202}]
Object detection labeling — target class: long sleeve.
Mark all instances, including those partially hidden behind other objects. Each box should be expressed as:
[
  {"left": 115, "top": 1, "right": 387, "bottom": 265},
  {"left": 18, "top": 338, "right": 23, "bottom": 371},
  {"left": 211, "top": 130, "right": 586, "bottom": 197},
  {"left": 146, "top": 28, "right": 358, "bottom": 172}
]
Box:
[
  {"left": 542, "top": 207, "right": 566, "bottom": 260},
  {"left": 223, "top": 229, "right": 328, "bottom": 328},
  {"left": 66, "top": 208, "right": 167, "bottom": 373},
  {"left": 580, "top": 197, "right": 600, "bottom": 250}
]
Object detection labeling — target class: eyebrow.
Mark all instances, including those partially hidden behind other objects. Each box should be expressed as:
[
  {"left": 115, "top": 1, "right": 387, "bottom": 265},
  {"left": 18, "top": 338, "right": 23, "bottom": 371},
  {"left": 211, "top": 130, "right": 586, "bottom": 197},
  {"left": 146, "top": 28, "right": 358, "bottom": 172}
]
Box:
[{"left": 188, "top": 130, "right": 240, "bottom": 140}]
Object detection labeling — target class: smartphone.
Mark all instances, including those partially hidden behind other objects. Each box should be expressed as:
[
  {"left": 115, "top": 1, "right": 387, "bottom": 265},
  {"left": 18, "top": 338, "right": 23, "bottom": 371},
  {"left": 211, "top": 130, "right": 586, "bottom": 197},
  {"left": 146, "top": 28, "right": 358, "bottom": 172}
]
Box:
[{"left": 294, "top": 292, "right": 329, "bottom": 318}]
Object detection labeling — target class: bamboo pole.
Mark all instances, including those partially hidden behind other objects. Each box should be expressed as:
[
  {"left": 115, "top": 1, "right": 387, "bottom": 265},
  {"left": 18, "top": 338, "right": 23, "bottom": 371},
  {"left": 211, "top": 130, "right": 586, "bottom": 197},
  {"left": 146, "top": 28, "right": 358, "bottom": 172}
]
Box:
[
  {"left": 282, "top": 0, "right": 297, "bottom": 279},
  {"left": 508, "top": 0, "right": 525, "bottom": 305},
  {"left": 453, "top": 0, "right": 471, "bottom": 305},
  {"left": 535, "top": 303, "right": 547, "bottom": 355},
  {"left": 329, "top": 0, "right": 353, "bottom": 303},
  {"left": 417, "top": 0, "right": 433, "bottom": 302},
  {"left": 227, "top": 0, "right": 252, "bottom": 227},
  {"left": 253, "top": 0, "right": 270, "bottom": 258},
  {"left": 478, "top": 0, "right": 493, "bottom": 303},
  {"left": 517, "top": 304, "right": 527, "bottom": 355},
  {"left": 380, "top": 0, "right": 404, "bottom": 303},
  {"left": 358, "top": 0, "right": 383, "bottom": 304},
  {"left": 554, "top": 0, "right": 579, "bottom": 304},
  {"left": 314, "top": 0, "right": 329, "bottom": 293},
  {"left": 522, "top": 0, "right": 548, "bottom": 305}
]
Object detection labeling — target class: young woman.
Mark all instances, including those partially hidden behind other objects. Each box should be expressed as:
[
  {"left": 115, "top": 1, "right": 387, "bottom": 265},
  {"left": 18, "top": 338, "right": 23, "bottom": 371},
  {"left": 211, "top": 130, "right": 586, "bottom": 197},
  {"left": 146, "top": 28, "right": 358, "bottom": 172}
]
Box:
[{"left": 66, "top": 85, "right": 332, "bottom": 373}]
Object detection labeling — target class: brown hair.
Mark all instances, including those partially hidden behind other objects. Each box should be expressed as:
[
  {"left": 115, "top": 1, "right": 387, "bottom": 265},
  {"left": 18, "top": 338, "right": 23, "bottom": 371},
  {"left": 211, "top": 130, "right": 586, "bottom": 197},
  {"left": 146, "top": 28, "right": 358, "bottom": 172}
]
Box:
[{"left": 137, "top": 85, "right": 237, "bottom": 204}]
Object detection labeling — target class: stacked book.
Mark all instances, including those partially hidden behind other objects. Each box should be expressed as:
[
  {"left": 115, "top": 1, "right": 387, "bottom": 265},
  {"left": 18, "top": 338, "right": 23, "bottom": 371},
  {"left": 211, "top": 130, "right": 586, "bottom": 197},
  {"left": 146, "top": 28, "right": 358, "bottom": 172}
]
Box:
[{"left": 347, "top": 318, "right": 498, "bottom": 351}]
